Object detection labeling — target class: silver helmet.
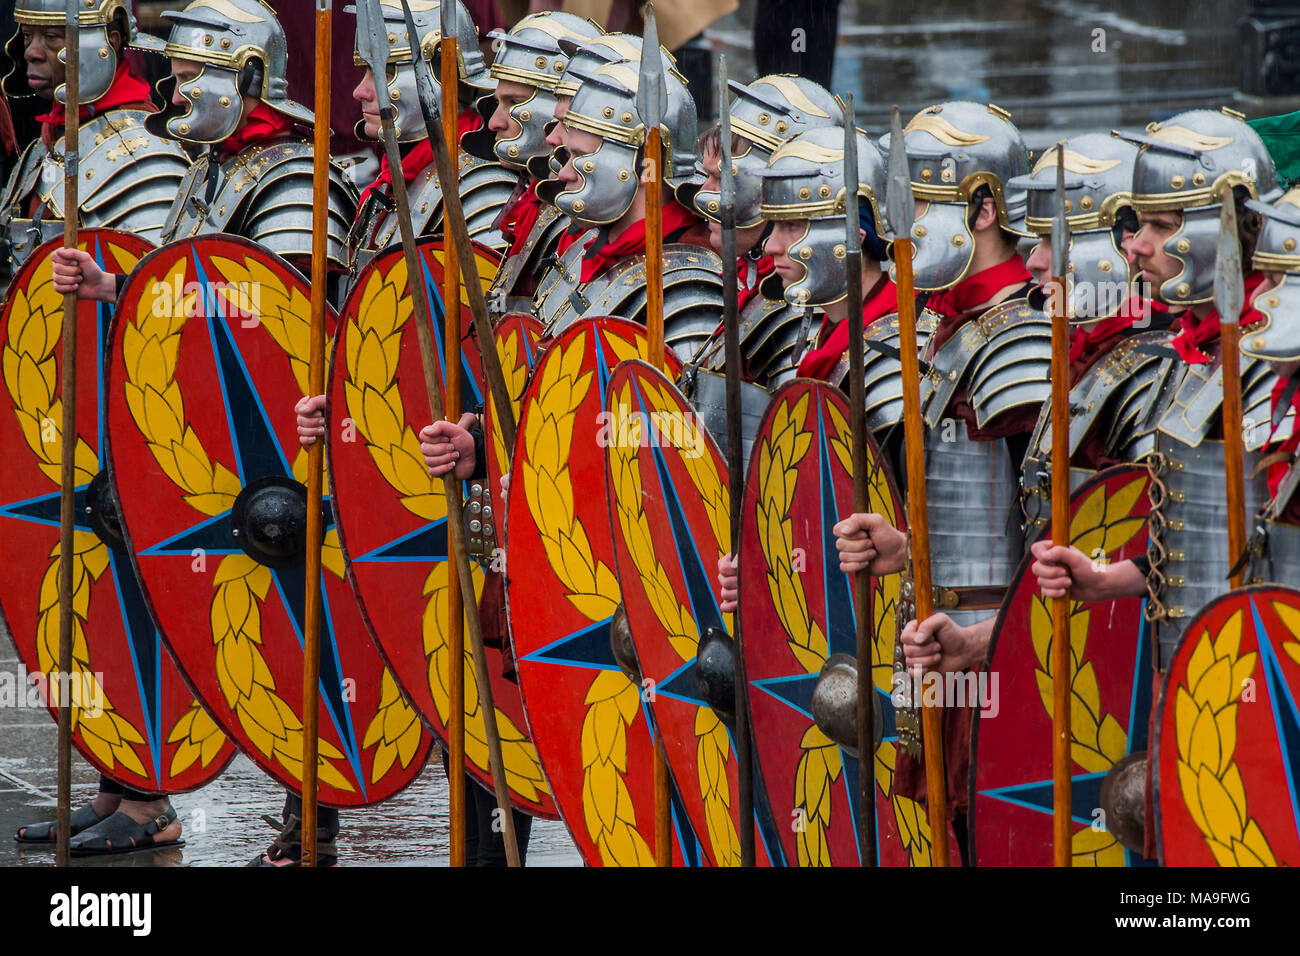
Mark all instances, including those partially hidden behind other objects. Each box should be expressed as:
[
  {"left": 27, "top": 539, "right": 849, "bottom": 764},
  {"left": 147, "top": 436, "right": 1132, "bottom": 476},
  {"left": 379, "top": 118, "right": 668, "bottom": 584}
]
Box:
[
  {"left": 555, "top": 59, "right": 696, "bottom": 226},
  {"left": 757, "top": 125, "right": 889, "bottom": 308},
  {"left": 346, "top": 0, "right": 493, "bottom": 144},
  {"left": 879, "top": 101, "right": 1030, "bottom": 291},
  {"left": 462, "top": 12, "right": 603, "bottom": 169},
  {"left": 1244, "top": 187, "right": 1300, "bottom": 362},
  {"left": 686, "top": 75, "right": 844, "bottom": 229},
  {"left": 144, "top": 0, "right": 311, "bottom": 144},
  {"left": 1008, "top": 133, "right": 1140, "bottom": 321},
  {"left": 3, "top": 0, "right": 164, "bottom": 105},
  {"left": 1122, "top": 107, "right": 1281, "bottom": 307}
]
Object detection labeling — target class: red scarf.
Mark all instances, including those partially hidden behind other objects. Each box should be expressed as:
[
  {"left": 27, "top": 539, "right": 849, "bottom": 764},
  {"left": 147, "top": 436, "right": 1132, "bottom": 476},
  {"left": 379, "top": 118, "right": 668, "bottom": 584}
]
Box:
[
  {"left": 220, "top": 103, "right": 295, "bottom": 157},
  {"left": 501, "top": 181, "right": 545, "bottom": 259},
  {"left": 37, "top": 62, "right": 154, "bottom": 145},
  {"left": 556, "top": 227, "right": 585, "bottom": 256},
  {"left": 1067, "top": 294, "right": 1161, "bottom": 383},
  {"left": 797, "top": 274, "right": 897, "bottom": 380},
  {"left": 579, "top": 200, "right": 697, "bottom": 282},
  {"left": 737, "top": 254, "right": 776, "bottom": 312},
  {"left": 927, "top": 256, "right": 1033, "bottom": 352},
  {"left": 359, "top": 138, "right": 435, "bottom": 208},
  {"left": 1168, "top": 272, "right": 1266, "bottom": 364}
]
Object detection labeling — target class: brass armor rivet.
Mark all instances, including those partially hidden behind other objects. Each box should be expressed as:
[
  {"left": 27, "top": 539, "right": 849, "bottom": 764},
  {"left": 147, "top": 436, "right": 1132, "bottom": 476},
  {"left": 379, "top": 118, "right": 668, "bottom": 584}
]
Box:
[
  {"left": 98, "top": 46, "right": 109, "bottom": 59},
  {"left": 941, "top": 167, "right": 955, "bottom": 182},
  {"left": 706, "top": 199, "right": 718, "bottom": 211},
  {"left": 798, "top": 247, "right": 812, "bottom": 260},
  {"left": 1080, "top": 196, "right": 1093, "bottom": 210},
  {"left": 582, "top": 160, "right": 595, "bottom": 173},
  {"left": 1063, "top": 199, "right": 1072, "bottom": 213},
  {"left": 1099, "top": 259, "right": 1113, "bottom": 273},
  {"left": 519, "top": 109, "right": 531, "bottom": 122},
  {"left": 798, "top": 187, "right": 811, "bottom": 199},
  {"left": 602, "top": 106, "right": 614, "bottom": 118},
  {"left": 920, "top": 168, "right": 933, "bottom": 182},
  {"left": 621, "top": 111, "right": 634, "bottom": 124},
  {"left": 85, "top": 169, "right": 92, "bottom": 179},
  {"left": 1267, "top": 296, "right": 1280, "bottom": 309},
  {"left": 222, "top": 38, "right": 232, "bottom": 50},
  {"left": 952, "top": 235, "right": 965, "bottom": 247},
  {"left": 191, "top": 87, "right": 202, "bottom": 98},
  {"left": 388, "top": 33, "right": 397, "bottom": 44},
  {"left": 1284, "top": 238, "right": 1297, "bottom": 252},
  {"left": 913, "top": 224, "right": 927, "bottom": 238},
  {"left": 507, "top": 145, "right": 519, "bottom": 157},
  {"left": 1175, "top": 237, "right": 1191, "bottom": 253},
  {"left": 758, "top": 112, "right": 770, "bottom": 125},
  {"left": 618, "top": 169, "right": 631, "bottom": 181},
  {"left": 179, "top": 122, "right": 191, "bottom": 135},
  {"left": 203, "top": 34, "right": 213, "bottom": 46},
  {"left": 776, "top": 121, "right": 787, "bottom": 134},
  {"left": 218, "top": 206, "right": 226, "bottom": 216},
  {"left": 573, "top": 199, "right": 585, "bottom": 212},
  {"left": 1192, "top": 171, "right": 1206, "bottom": 186},
  {"left": 535, "top": 56, "right": 547, "bottom": 69},
  {"left": 1171, "top": 174, "right": 1185, "bottom": 188},
  {"left": 1253, "top": 335, "right": 1267, "bottom": 350},
  {"left": 420, "top": 202, "right": 429, "bottom": 212},
  {"left": 834, "top": 244, "right": 846, "bottom": 258},
  {"left": 220, "top": 96, "right": 231, "bottom": 108},
  {"left": 554, "top": 62, "right": 565, "bottom": 72},
  {"left": 1176, "top": 282, "right": 1190, "bottom": 297},
  {"left": 818, "top": 185, "right": 831, "bottom": 198},
  {"left": 949, "top": 369, "right": 958, "bottom": 381},
  {"left": 391, "top": 89, "right": 401, "bottom": 100}
]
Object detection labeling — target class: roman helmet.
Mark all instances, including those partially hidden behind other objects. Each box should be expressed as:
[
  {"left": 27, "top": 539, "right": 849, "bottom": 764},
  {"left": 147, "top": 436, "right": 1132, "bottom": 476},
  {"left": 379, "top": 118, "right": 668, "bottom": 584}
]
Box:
[
  {"left": 1243, "top": 187, "right": 1300, "bottom": 362},
  {"left": 1008, "top": 132, "right": 1140, "bottom": 320},
  {"left": 554, "top": 59, "right": 696, "bottom": 226},
  {"left": 3, "top": 0, "right": 163, "bottom": 105},
  {"left": 757, "top": 125, "right": 889, "bottom": 308},
  {"left": 1120, "top": 107, "right": 1282, "bottom": 307},
  {"left": 460, "top": 11, "right": 603, "bottom": 169},
  {"left": 685, "top": 75, "right": 844, "bottom": 229},
  {"left": 345, "top": 0, "right": 493, "bottom": 144},
  {"left": 144, "top": 0, "right": 312, "bottom": 144},
  {"left": 879, "top": 101, "right": 1030, "bottom": 290}
]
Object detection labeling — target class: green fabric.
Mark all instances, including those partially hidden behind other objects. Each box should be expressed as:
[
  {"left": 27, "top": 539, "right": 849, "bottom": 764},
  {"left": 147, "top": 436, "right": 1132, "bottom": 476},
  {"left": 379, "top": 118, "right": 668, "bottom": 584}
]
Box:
[{"left": 1250, "top": 110, "right": 1300, "bottom": 186}]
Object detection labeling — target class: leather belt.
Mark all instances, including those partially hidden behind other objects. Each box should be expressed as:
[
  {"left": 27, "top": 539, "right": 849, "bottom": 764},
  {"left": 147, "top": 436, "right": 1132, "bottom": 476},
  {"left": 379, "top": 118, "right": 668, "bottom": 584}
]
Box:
[{"left": 901, "top": 578, "right": 1008, "bottom": 612}]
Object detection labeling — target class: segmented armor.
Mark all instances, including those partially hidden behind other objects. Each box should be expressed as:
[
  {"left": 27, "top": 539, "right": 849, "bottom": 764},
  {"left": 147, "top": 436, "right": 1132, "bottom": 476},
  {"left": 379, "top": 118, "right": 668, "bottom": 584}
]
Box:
[{"left": 826, "top": 309, "right": 941, "bottom": 435}]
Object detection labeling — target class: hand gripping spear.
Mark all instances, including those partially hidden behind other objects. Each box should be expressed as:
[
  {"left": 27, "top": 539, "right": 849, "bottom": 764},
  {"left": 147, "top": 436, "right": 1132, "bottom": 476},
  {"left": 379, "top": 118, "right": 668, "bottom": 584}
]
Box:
[
  {"left": 637, "top": 4, "right": 674, "bottom": 867},
  {"left": 717, "top": 54, "right": 756, "bottom": 868},
  {"left": 885, "top": 106, "right": 949, "bottom": 865},
  {"left": 1047, "top": 143, "right": 1072, "bottom": 868},
  {"left": 55, "top": 0, "right": 82, "bottom": 869},
  {"left": 435, "top": 0, "right": 466, "bottom": 871},
  {"left": 1215, "top": 188, "right": 1248, "bottom": 591},
  {"left": 842, "top": 95, "right": 877, "bottom": 867},
  {"left": 360, "top": 0, "right": 521, "bottom": 866}
]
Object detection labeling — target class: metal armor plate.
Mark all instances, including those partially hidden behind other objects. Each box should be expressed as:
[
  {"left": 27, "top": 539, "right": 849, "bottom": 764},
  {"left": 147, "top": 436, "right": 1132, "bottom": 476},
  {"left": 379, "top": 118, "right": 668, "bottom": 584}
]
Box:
[
  {"left": 706, "top": 293, "right": 807, "bottom": 388},
  {"left": 506, "top": 318, "right": 698, "bottom": 865},
  {"left": 604, "top": 358, "right": 784, "bottom": 866},
  {"left": 0, "top": 231, "right": 236, "bottom": 793},
  {"left": 106, "top": 236, "right": 433, "bottom": 806},
  {"left": 1155, "top": 585, "right": 1300, "bottom": 865},
  {"left": 827, "top": 310, "right": 940, "bottom": 436},
  {"left": 488, "top": 203, "right": 571, "bottom": 309},
  {"left": 972, "top": 465, "right": 1155, "bottom": 866},
  {"left": 326, "top": 240, "right": 556, "bottom": 817}
]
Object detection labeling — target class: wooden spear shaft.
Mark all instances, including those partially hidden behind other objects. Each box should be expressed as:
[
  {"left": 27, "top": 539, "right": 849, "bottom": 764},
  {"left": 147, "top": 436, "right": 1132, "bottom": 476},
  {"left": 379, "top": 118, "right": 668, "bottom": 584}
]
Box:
[
  {"left": 441, "top": 27, "right": 467, "bottom": 872},
  {"left": 55, "top": 1, "right": 81, "bottom": 870},
  {"left": 1048, "top": 269, "right": 1072, "bottom": 868},
  {"left": 300, "top": 0, "right": 333, "bottom": 868},
  {"left": 1223, "top": 326, "right": 1247, "bottom": 590}
]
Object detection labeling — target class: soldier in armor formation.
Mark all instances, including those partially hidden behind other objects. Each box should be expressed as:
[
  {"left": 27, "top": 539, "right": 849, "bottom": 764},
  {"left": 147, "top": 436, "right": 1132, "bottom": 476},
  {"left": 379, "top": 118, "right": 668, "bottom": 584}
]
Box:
[
  {"left": 0, "top": 0, "right": 190, "bottom": 285},
  {"left": 42, "top": 0, "right": 357, "bottom": 863}
]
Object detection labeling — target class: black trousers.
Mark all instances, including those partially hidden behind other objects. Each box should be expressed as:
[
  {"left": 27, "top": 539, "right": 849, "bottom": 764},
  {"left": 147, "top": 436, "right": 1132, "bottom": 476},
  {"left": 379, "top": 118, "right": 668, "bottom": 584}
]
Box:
[
  {"left": 752, "top": 0, "right": 842, "bottom": 90},
  {"left": 96, "top": 773, "right": 156, "bottom": 804},
  {"left": 442, "top": 750, "right": 533, "bottom": 867}
]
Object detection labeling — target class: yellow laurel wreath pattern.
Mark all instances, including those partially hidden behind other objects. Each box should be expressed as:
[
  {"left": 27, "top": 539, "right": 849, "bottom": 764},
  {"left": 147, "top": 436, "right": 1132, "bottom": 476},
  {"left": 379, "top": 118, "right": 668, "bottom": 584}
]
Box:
[
  {"left": 1173, "top": 610, "right": 1276, "bottom": 866},
  {"left": 341, "top": 255, "right": 547, "bottom": 795},
  {"left": 1028, "top": 475, "right": 1148, "bottom": 865},
  {"left": 606, "top": 373, "right": 741, "bottom": 866},
  {"left": 488, "top": 323, "right": 532, "bottom": 482},
  {"left": 521, "top": 328, "right": 651, "bottom": 864},
  {"left": 3, "top": 245, "right": 224, "bottom": 779}
]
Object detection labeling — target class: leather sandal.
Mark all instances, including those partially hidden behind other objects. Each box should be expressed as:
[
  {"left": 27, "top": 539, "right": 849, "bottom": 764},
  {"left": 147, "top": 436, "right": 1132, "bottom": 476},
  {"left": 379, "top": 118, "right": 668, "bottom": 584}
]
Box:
[
  {"left": 14, "top": 800, "right": 113, "bottom": 844},
  {"left": 245, "top": 813, "right": 338, "bottom": 867},
  {"left": 70, "top": 807, "right": 184, "bottom": 856}
]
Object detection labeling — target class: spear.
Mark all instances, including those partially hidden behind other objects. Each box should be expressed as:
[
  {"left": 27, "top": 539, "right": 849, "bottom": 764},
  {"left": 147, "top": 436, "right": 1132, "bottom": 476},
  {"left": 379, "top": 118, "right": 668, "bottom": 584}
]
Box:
[
  {"left": 1048, "top": 142, "right": 1072, "bottom": 868},
  {"left": 55, "top": 0, "right": 82, "bottom": 870},
  {"left": 717, "top": 54, "right": 755, "bottom": 868},
  {"left": 637, "top": 3, "right": 673, "bottom": 867},
  {"left": 368, "top": 0, "right": 521, "bottom": 866},
  {"left": 299, "top": 0, "right": 333, "bottom": 869},
  {"left": 437, "top": 0, "right": 466, "bottom": 871},
  {"left": 885, "top": 106, "right": 949, "bottom": 865},
  {"left": 1215, "top": 189, "right": 1247, "bottom": 590},
  {"left": 843, "top": 95, "right": 877, "bottom": 867}
]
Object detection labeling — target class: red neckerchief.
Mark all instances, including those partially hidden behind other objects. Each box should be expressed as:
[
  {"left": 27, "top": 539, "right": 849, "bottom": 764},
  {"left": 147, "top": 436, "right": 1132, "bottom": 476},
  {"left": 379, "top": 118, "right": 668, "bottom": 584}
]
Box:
[
  {"left": 797, "top": 274, "right": 896, "bottom": 380},
  {"left": 501, "top": 181, "right": 545, "bottom": 259},
  {"left": 220, "top": 103, "right": 294, "bottom": 157},
  {"left": 359, "top": 138, "right": 435, "bottom": 208},
  {"left": 579, "top": 200, "right": 697, "bottom": 282},
  {"left": 556, "top": 227, "right": 584, "bottom": 256},
  {"left": 1267, "top": 373, "right": 1300, "bottom": 505},
  {"left": 1067, "top": 294, "right": 1156, "bottom": 382},
  {"left": 37, "top": 62, "right": 154, "bottom": 146},
  {"left": 737, "top": 254, "right": 776, "bottom": 312},
  {"left": 927, "top": 255, "right": 1033, "bottom": 352},
  {"left": 1168, "top": 272, "right": 1267, "bottom": 364}
]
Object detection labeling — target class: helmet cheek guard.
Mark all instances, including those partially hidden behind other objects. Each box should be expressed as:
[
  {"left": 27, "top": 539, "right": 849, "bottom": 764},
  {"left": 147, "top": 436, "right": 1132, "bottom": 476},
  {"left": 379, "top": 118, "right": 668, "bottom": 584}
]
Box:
[
  {"left": 783, "top": 218, "right": 851, "bottom": 308},
  {"left": 1159, "top": 206, "right": 1220, "bottom": 306},
  {"left": 1246, "top": 274, "right": 1300, "bottom": 362},
  {"left": 733, "top": 151, "right": 769, "bottom": 228},
  {"left": 902, "top": 201, "right": 977, "bottom": 291},
  {"left": 55, "top": 24, "right": 119, "bottom": 105},
  {"left": 1066, "top": 229, "right": 1134, "bottom": 320},
  {"left": 555, "top": 138, "right": 640, "bottom": 226},
  {"left": 151, "top": 66, "right": 246, "bottom": 144},
  {"left": 496, "top": 88, "right": 557, "bottom": 169}
]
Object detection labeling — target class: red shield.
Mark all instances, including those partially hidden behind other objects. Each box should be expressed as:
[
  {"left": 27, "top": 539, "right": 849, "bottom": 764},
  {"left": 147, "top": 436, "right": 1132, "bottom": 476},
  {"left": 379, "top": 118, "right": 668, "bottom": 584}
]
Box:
[
  {"left": 327, "top": 240, "right": 556, "bottom": 816},
  {"left": 506, "top": 318, "right": 699, "bottom": 865},
  {"left": 739, "top": 380, "right": 958, "bottom": 866},
  {"left": 603, "top": 358, "right": 783, "bottom": 866},
  {"left": 106, "top": 235, "right": 433, "bottom": 806},
  {"left": 971, "top": 465, "right": 1154, "bottom": 865},
  {"left": 0, "top": 231, "right": 236, "bottom": 794},
  {"left": 483, "top": 312, "right": 545, "bottom": 559},
  {"left": 1156, "top": 585, "right": 1300, "bottom": 866}
]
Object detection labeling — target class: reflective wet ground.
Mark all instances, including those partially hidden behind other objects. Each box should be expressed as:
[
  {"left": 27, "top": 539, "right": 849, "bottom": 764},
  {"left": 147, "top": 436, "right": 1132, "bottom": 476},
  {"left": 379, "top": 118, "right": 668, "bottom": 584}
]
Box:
[{"left": 0, "top": 640, "right": 582, "bottom": 867}]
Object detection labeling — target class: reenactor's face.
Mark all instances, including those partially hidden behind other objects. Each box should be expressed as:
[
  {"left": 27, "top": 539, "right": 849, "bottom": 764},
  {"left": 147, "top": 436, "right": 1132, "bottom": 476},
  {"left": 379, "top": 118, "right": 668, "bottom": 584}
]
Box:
[
  {"left": 764, "top": 219, "right": 806, "bottom": 283},
  {"left": 22, "top": 25, "right": 66, "bottom": 99},
  {"left": 557, "top": 125, "right": 601, "bottom": 192},
  {"left": 1025, "top": 238, "right": 1050, "bottom": 287},
  {"left": 544, "top": 95, "right": 571, "bottom": 158},
  {"left": 354, "top": 68, "right": 382, "bottom": 139},
  {"left": 170, "top": 57, "right": 204, "bottom": 106},
  {"left": 488, "top": 79, "right": 531, "bottom": 142},
  {"left": 1129, "top": 211, "right": 1183, "bottom": 296},
  {"left": 699, "top": 138, "right": 722, "bottom": 251}
]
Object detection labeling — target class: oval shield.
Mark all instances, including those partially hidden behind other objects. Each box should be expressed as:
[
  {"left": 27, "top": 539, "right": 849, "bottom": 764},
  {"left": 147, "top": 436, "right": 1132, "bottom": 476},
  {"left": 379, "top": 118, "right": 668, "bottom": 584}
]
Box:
[
  {"left": 506, "top": 318, "right": 700, "bottom": 866},
  {"left": 105, "top": 235, "right": 433, "bottom": 806},
  {"left": 327, "top": 240, "right": 556, "bottom": 817},
  {"left": 1156, "top": 585, "right": 1300, "bottom": 866},
  {"left": 604, "top": 358, "right": 785, "bottom": 867},
  {"left": 739, "top": 379, "right": 954, "bottom": 866},
  {"left": 971, "top": 465, "right": 1154, "bottom": 865},
  {"left": 0, "top": 231, "right": 236, "bottom": 794}
]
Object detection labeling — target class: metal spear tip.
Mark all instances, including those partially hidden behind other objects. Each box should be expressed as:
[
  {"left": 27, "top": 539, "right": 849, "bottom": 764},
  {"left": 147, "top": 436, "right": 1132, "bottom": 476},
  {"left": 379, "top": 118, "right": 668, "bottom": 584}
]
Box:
[
  {"left": 399, "top": 0, "right": 442, "bottom": 120},
  {"left": 354, "top": 0, "right": 389, "bottom": 78},
  {"left": 1051, "top": 139, "right": 1068, "bottom": 281},
  {"left": 440, "top": 0, "right": 457, "bottom": 44},
  {"left": 718, "top": 54, "right": 734, "bottom": 209},
  {"left": 843, "top": 94, "right": 861, "bottom": 256},
  {"left": 636, "top": 4, "right": 667, "bottom": 132},
  {"left": 1215, "top": 185, "right": 1244, "bottom": 324},
  {"left": 886, "top": 105, "right": 914, "bottom": 240}
]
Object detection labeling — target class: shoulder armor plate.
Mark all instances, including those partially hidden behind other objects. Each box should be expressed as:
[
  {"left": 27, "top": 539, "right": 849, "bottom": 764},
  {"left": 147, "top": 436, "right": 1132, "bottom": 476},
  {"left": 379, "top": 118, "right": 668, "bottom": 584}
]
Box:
[{"left": 826, "top": 309, "right": 940, "bottom": 435}]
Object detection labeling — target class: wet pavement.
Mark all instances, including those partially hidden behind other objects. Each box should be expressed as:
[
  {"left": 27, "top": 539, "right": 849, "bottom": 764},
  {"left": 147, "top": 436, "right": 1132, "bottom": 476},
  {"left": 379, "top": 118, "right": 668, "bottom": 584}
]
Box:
[{"left": 0, "top": 636, "right": 582, "bottom": 868}]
